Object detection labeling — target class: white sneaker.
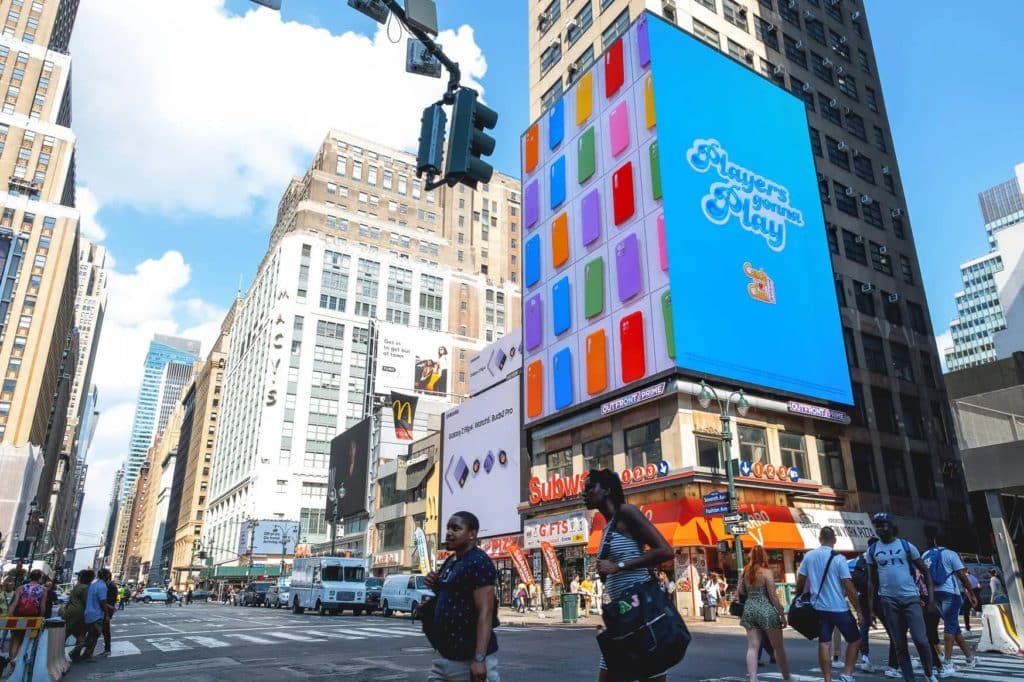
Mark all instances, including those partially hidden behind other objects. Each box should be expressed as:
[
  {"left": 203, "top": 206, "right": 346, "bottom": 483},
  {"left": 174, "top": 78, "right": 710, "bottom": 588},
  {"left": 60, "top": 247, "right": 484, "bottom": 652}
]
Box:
[
  {"left": 938, "top": 662, "right": 957, "bottom": 678},
  {"left": 928, "top": 675, "right": 940, "bottom": 682},
  {"left": 884, "top": 667, "right": 902, "bottom": 679},
  {"left": 857, "top": 655, "right": 873, "bottom": 673},
  {"left": 832, "top": 658, "right": 844, "bottom": 669},
  {"left": 964, "top": 656, "right": 978, "bottom": 669},
  {"left": 838, "top": 675, "right": 855, "bottom": 682}
]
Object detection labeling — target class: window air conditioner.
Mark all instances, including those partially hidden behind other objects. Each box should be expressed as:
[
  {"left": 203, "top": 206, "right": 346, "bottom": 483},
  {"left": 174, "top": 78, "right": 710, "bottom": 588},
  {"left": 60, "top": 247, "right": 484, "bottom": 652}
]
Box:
[
  {"left": 890, "top": 208, "right": 903, "bottom": 217},
  {"left": 835, "top": 65, "right": 846, "bottom": 75},
  {"left": 842, "top": 105, "right": 852, "bottom": 114},
  {"left": 839, "top": 35, "right": 848, "bottom": 44},
  {"left": 795, "top": 40, "right": 804, "bottom": 49},
  {"left": 787, "top": 0, "right": 797, "bottom": 8},
  {"left": 738, "top": 7, "right": 748, "bottom": 17},
  {"left": 803, "top": 10, "right": 815, "bottom": 18},
  {"left": 773, "top": 64, "right": 785, "bottom": 75},
  {"left": 861, "top": 283, "right": 874, "bottom": 293},
  {"left": 888, "top": 293, "right": 899, "bottom": 303},
  {"left": 852, "top": 11, "right": 862, "bottom": 20},
  {"left": 854, "top": 234, "right": 865, "bottom": 244},
  {"left": 802, "top": 82, "right": 813, "bottom": 92},
  {"left": 882, "top": 166, "right": 892, "bottom": 175},
  {"left": 829, "top": 98, "right": 839, "bottom": 108},
  {"left": 822, "top": 57, "right": 834, "bottom": 68},
  {"left": 845, "top": 186, "right": 857, "bottom": 197},
  {"left": 838, "top": 140, "right": 850, "bottom": 151},
  {"left": 860, "top": 194, "right": 873, "bottom": 204},
  {"left": 766, "top": 22, "right": 777, "bottom": 33},
  {"left": 878, "top": 245, "right": 888, "bottom": 255}
]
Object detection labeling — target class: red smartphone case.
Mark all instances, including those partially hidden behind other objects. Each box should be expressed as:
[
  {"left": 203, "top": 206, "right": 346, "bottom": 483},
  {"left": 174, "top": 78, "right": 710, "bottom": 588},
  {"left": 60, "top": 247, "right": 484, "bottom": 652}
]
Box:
[
  {"left": 605, "top": 39, "right": 624, "bottom": 98},
  {"left": 620, "top": 310, "right": 646, "bottom": 383},
  {"left": 612, "top": 162, "right": 636, "bottom": 226}
]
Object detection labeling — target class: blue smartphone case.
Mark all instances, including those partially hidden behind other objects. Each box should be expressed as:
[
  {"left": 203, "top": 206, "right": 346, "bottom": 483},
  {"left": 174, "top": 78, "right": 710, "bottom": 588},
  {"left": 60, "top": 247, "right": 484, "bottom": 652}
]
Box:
[
  {"left": 553, "top": 347, "right": 573, "bottom": 410},
  {"left": 525, "top": 234, "right": 541, "bottom": 287},
  {"left": 553, "top": 276, "right": 571, "bottom": 336},
  {"left": 549, "top": 98, "right": 564, "bottom": 149},
  {"left": 550, "top": 156, "right": 566, "bottom": 209}
]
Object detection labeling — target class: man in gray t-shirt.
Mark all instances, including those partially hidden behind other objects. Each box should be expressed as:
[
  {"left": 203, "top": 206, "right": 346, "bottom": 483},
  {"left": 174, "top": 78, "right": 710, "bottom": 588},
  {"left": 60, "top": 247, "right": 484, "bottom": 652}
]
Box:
[{"left": 865, "top": 513, "right": 936, "bottom": 682}]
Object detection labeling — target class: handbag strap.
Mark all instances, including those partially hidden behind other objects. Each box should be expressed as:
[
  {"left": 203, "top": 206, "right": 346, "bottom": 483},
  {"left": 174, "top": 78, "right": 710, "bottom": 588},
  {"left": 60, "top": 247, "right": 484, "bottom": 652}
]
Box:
[
  {"left": 811, "top": 551, "right": 839, "bottom": 607},
  {"left": 597, "top": 515, "right": 617, "bottom": 561}
]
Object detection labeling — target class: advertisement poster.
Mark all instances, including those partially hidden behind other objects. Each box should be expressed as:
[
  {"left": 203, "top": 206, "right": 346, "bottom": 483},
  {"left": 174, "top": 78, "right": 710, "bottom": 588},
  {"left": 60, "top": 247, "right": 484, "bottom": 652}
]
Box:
[
  {"left": 326, "top": 418, "right": 372, "bottom": 520},
  {"left": 237, "top": 520, "right": 299, "bottom": 555},
  {"left": 523, "top": 510, "right": 590, "bottom": 549},
  {"left": 414, "top": 527, "right": 430, "bottom": 575},
  {"left": 508, "top": 544, "right": 534, "bottom": 585},
  {"left": 791, "top": 508, "right": 874, "bottom": 552},
  {"left": 540, "top": 541, "right": 564, "bottom": 587},
  {"left": 440, "top": 377, "right": 521, "bottom": 538},
  {"left": 374, "top": 321, "right": 453, "bottom": 396},
  {"left": 468, "top": 329, "right": 523, "bottom": 396},
  {"left": 390, "top": 391, "right": 418, "bottom": 440}
]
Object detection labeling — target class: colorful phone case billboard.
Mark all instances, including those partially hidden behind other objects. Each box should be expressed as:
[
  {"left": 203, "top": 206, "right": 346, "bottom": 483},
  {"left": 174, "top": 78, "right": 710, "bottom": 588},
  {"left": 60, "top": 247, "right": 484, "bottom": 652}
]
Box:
[{"left": 521, "top": 12, "right": 851, "bottom": 424}]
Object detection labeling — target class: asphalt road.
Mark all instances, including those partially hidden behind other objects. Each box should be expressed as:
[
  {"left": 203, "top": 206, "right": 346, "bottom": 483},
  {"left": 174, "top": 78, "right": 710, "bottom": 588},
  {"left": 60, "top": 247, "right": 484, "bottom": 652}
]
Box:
[{"left": 55, "top": 603, "right": 1024, "bottom": 681}]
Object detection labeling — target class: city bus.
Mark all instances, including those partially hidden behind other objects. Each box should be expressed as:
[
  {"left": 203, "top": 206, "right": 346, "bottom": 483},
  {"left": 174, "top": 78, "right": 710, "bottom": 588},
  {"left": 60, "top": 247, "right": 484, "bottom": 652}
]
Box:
[{"left": 289, "top": 556, "right": 366, "bottom": 615}]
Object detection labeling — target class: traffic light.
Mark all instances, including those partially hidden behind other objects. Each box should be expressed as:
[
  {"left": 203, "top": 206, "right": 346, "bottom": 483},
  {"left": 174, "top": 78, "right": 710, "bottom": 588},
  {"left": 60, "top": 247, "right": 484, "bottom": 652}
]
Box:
[
  {"left": 444, "top": 86, "right": 498, "bottom": 189},
  {"left": 416, "top": 102, "right": 446, "bottom": 179},
  {"left": 249, "top": 0, "right": 282, "bottom": 8}
]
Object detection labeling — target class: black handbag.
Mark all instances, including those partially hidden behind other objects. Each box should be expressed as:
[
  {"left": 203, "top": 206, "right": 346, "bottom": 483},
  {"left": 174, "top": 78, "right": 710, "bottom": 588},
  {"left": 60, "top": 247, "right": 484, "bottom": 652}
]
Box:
[
  {"left": 729, "top": 598, "right": 744, "bottom": 618},
  {"left": 595, "top": 517, "right": 691, "bottom": 678},
  {"left": 787, "top": 551, "right": 838, "bottom": 640}
]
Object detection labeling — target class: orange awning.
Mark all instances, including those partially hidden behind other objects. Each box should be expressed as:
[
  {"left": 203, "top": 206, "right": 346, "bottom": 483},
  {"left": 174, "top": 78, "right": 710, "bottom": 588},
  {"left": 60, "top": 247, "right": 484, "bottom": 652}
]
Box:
[{"left": 588, "top": 499, "right": 806, "bottom": 552}]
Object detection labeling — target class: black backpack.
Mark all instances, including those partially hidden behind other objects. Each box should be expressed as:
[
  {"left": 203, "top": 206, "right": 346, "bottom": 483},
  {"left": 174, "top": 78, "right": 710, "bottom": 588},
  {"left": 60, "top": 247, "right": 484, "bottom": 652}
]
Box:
[{"left": 849, "top": 556, "right": 870, "bottom": 595}]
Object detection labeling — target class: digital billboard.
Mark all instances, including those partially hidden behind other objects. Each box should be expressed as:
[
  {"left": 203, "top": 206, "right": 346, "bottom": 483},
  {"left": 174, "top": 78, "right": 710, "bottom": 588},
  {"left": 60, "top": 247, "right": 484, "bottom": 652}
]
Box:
[
  {"left": 374, "top": 321, "right": 454, "bottom": 397},
  {"left": 520, "top": 12, "right": 851, "bottom": 425},
  {"left": 440, "top": 377, "right": 522, "bottom": 538},
  {"left": 468, "top": 329, "right": 523, "bottom": 396},
  {"left": 326, "top": 417, "right": 372, "bottom": 520},
  {"left": 237, "top": 520, "right": 300, "bottom": 556}
]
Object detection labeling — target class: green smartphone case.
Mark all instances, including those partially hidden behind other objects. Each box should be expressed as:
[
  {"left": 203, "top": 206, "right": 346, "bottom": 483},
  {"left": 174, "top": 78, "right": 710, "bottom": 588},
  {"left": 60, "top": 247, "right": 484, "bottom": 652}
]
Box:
[
  {"left": 650, "top": 140, "right": 662, "bottom": 200},
  {"left": 578, "top": 127, "right": 596, "bottom": 184},
  {"left": 662, "top": 289, "right": 675, "bottom": 359},
  {"left": 585, "top": 256, "right": 604, "bottom": 318}
]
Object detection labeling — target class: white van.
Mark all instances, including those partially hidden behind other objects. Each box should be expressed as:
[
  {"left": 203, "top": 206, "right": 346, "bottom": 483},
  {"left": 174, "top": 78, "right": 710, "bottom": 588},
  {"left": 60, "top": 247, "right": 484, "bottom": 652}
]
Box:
[
  {"left": 380, "top": 573, "right": 433, "bottom": 619},
  {"left": 290, "top": 557, "right": 366, "bottom": 615}
]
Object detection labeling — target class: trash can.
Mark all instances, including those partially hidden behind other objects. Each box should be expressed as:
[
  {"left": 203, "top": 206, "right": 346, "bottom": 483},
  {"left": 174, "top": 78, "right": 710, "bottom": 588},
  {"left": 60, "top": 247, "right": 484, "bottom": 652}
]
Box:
[
  {"left": 561, "top": 593, "right": 579, "bottom": 623},
  {"left": 702, "top": 604, "right": 717, "bottom": 622}
]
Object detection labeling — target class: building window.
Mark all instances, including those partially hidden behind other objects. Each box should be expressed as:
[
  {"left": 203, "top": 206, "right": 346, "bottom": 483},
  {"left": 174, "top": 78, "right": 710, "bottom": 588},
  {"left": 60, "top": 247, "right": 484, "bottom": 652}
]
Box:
[
  {"left": 891, "top": 342, "right": 914, "bottom": 382},
  {"left": 566, "top": 2, "right": 593, "bottom": 45},
  {"left": 692, "top": 19, "right": 721, "bottom": 49},
  {"left": 865, "top": 86, "right": 879, "bottom": 112},
  {"left": 695, "top": 0, "right": 716, "bottom": 12},
  {"left": 299, "top": 508, "right": 328, "bottom": 538},
  {"left": 738, "top": 425, "right": 768, "bottom": 464},
  {"left": 602, "top": 9, "right": 630, "bottom": 49},
  {"left": 911, "top": 451, "right": 936, "bottom": 499},
  {"left": 827, "top": 225, "right": 839, "bottom": 254},
  {"left": 806, "top": 18, "right": 826, "bottom": 45},
  {"left": 826, "top": 136, "right": 849, "bottom": 170},
  {"left": 540, "top": 41, "right": 562, "bottom": 76},
  {"left": 837, "top": 73, "right": 858, "bottom": 100},
  {"left": 834, "top": 181, "right": 858, "bottom": 217},
  {"left": 873, "top": 126, "right": 887, "bottom": 152},
  {"left": 892, "top": 214, "right": 905, "bottom": 239},
  {"left": 862, "top": 333, "right": 886, "bottom": 374},
  {"left": 778, "top": 432, "right": 807, "bottom": 476},
  {"left": 869, "top": 241, "right": 892, "bottom": 275},
  {"left": 842, "top": 229, "right": 867, "bottom": 264},
  {"left": 882, "top": 293, "right": 902, "bottom": 326},
  {"left": 755, "top": 18, "right": 779, "bottom": 51},
  {"left": 625, "top": 421, "right": 662, "bottom": 469},
  {"left": 546, "top": 448, "right": 573, "bottom": 480},
  {"left": 583, "top": 436, "right": 614, "bottom": 471},
  {"left": 851, "top": 442, "right": 879, "bottom": 493},
  {"left": 783, "top": 34, "right": 807, "bottom": 68},
  {"left": 907, "top": 301, "right": 928, "bottom": 335},
  {"left": 722, "top": 0, "right": 748, "bottom": 31},
  {"left": 882, "top": 448, "right": 911, "bottom": 497},
  {"left": 809, "top": 127, "right": 823, "bottom": 157},
  {"left": 816, "top": 437, "right": 847, "bottom": 490},
  {"left": 379, "top": 519, "right": 405, "bottom": 551},
  {"left": 872, "top": 387, "right": 898, "bottom": 434},
  {"left": 696, "top": 435, "right": 722, "bottom": 470},
  {"left": 818, "top": 93, "right": 842, "bottom": 125},
  {"left": 846, "top": 112, "right": 866, "bottom": 141}
]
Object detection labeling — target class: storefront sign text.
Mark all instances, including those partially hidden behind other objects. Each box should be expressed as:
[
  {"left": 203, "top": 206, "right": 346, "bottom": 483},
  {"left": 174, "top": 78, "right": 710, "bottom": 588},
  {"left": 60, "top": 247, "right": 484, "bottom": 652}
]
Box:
[
  {"left": 524, "top": 510, "right": 589, "bottom": 549},
  {"left": 529, "top": 462, "right": 669, "bottom": 506},
  {"left": 600, "top": 382, "right": 667, "bottom": 416},
  {"left": 373, "top": 551, "right": 403, "bottom": 567},
  {"left": 739, "top": 460, "right": 800, "bottom": 483},
  {"left": 787, "top": 401, "right": 851, "bottom": 424}
]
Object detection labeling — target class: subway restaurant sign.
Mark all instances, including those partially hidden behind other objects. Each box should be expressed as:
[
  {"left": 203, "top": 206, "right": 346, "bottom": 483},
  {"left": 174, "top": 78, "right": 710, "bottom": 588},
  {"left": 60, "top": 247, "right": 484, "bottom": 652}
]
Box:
[{"left": 528, "top": 461, "right": 669, "bottom": 505}]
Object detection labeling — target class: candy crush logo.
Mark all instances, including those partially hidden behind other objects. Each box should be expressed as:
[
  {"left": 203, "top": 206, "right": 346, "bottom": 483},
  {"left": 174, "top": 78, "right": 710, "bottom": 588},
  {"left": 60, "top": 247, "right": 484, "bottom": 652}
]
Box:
[{"left": 686, "top": 138, "right": 805, "bottom": 252}]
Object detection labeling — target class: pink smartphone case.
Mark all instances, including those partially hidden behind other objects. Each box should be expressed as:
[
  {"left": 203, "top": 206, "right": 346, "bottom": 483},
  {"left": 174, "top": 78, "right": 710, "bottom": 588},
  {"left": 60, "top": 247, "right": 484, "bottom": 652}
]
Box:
[{"left": 609, "top": 101, "right": 629, "bottom": 157}]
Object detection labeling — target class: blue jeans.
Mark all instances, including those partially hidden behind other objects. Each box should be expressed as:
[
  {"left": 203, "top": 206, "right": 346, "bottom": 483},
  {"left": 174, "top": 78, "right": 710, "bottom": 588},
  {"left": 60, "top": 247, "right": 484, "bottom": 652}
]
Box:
[
  {"left": 880, "top": 595, "right": 932, "bottom": 682},
  {"left": 857, "top": 594, "right": 871, "bottom": 656}
]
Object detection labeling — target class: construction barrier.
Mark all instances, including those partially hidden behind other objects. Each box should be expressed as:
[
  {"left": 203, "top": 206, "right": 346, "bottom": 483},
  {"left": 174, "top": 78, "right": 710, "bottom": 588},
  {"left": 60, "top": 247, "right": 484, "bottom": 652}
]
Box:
[
  {"left": 0, "top": 617, "right": 69, "bottom": 682},
  {"left": 978, "top": 603, "right": 1024, "bottom": 657},
  {"left": 1, "top": 616, "right": 43, "bottom": 681}
]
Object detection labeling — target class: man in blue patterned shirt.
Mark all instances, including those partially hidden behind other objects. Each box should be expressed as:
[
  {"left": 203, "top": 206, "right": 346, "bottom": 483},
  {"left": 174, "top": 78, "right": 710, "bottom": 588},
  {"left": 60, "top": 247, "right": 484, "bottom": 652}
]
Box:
[{"left": 424, "top": 511, "right": 499, "bottom": 681}]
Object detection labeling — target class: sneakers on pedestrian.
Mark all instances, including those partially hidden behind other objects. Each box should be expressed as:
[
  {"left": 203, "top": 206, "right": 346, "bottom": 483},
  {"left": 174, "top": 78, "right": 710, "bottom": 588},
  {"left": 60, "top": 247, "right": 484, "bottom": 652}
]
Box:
[
  {"left": 838, "top": 675, "right": 856, "bottom": 682},
  {"left": 928, "top": 674, "right": 940, "bottom": 682},
  {"left": 938, "top": 663, "right": 956, "bottom": 678},
  {"left": 857, "top": 655, "right": 873, "bottom": 673},
  {"left": 832, "top": 657, "right": 844, "bottom": 669},
  {"left": 883, "top": 667, "right": 902, "bottom": 679},
  {"left": 964, "top": 656, "right": 978, "bottom": 669}
]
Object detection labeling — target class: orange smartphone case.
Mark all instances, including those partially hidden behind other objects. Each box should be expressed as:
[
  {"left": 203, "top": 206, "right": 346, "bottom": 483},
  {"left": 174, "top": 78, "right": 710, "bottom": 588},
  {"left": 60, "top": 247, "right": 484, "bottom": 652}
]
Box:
[
  {"left": 586, "top": 329, "right": 608, "bottom": 395},
  {"left": 525, "top": 124, "right": 539, "bottom": 174},
  {"left": 527, "top": 360, "right": 544, "bottom": 418},
  {"left": 551, "top": 213, "right": 569, "bottom": 268}
]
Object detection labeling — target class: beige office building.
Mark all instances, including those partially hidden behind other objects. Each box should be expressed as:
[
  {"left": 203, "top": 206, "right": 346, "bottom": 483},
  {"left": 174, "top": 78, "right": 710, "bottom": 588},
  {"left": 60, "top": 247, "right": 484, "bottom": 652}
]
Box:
[{"left": 0, "top": 0, "right": 83, "bottom": 566}]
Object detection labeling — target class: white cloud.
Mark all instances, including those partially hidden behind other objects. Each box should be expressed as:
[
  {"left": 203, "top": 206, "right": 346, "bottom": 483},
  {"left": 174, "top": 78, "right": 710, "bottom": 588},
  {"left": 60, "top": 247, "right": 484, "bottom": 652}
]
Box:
[
  {"left": 70, "top": 0, "right": 488, "bottom": 218},
  {"left": 936, "top": 329, "right": 952, "bottom": 373},
  {"left": 76, "top": 187, "right": 107, "bottom": 241},
  {"left": 73, "top": 251, "right": 226, "bottom": 567}
]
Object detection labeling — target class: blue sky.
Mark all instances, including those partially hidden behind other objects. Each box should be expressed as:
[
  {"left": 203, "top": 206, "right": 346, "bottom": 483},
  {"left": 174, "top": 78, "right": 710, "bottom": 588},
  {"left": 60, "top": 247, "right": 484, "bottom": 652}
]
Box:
[{"left": 68, "top": 0, "right": 1023, "bottom": 562}]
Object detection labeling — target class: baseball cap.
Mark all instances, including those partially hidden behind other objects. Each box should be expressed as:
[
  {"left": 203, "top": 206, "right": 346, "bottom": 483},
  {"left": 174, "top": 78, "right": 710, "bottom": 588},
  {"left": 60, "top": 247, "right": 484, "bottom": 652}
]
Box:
[{"left": 872, "top": 512, "right": 894, "bottom": 524}]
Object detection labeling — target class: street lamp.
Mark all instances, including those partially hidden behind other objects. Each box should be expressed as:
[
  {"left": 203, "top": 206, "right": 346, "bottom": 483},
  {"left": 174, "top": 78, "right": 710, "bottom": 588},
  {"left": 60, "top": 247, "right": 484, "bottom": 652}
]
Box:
[
  {"left": 272, "top": 524, "right": 292, "bottom": 578},
  {"left": 697, "top": 381, "right": 750, "bottom": 573},
  {"left": 245, "top": 516, "right": 257, "bottom": 584}
]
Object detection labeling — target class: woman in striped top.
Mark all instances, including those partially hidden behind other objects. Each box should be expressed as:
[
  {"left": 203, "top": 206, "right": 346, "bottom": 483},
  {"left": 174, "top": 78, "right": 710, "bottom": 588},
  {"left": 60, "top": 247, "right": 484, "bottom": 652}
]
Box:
[{"left": 584, "top": 469, "right": 675, "bottom": 682}]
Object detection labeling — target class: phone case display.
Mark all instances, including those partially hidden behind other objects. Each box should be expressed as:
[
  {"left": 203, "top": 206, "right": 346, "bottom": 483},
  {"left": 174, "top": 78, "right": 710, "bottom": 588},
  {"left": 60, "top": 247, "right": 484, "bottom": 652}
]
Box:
[
  {"left": 524, "top": 179, "right": 539, "bottom": 230},
  {"left": 552, "top": 277, "right": 571, "bottom": 336},
  {"left": 612, "top": 161, "right": 636, "bottom": 225},
  {"left": 551, "top": 212, "right": 569, "bottom": 269},
  {"left": 549, "top": 99, "right": 564, "bottom": 150},
  {"left": 661, "top": 290, "right": 676, "bottom": 359},
  {"left": 525, "top": 124, "right": 539, "bottom": 174},
  {"left": 585, "top": 328, "right": 608, "bottom": 396},
  {"left": 578, "top": 127, "right": 596, "bottom": 184},
  {"left": 525, "top": 234, "right": 541, "bottom": 287},
  {"left": 657, "top": 214, "right": 668, "bottom": 272},
  {"left": 521, "top": 16, "right": 674, "bottom": 424},
  {"left": 552, "top": 347, "right": 574, "bottom": 410}
]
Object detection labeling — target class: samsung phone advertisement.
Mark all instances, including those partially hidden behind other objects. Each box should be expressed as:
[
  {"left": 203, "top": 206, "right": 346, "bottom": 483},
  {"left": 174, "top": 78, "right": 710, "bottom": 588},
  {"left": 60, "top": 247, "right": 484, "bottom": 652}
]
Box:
[{"left": 441, "top": 378, "right": 522, "bottom": 538}]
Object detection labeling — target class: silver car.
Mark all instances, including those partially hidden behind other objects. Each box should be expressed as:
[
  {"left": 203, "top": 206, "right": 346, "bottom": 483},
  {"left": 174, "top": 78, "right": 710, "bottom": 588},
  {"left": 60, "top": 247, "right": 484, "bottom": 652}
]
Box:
[{"left": 265, "top": 580, "right": 290, "bottom": 609}]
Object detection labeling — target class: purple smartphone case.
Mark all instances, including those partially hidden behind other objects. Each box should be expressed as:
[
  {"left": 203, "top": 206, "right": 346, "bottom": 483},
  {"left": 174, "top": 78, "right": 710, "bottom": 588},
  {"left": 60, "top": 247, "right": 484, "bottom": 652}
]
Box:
[
  {"left": 525, "top": 294, "right": 543, "bottom": 350},
  {"left": 637, "top": 14, "right": 651, "bottom": 66},
  {"left": 615, "top": 233, "right": 642, "bottom": 302},
  {"left": 610, "top": 101, "right": 629, "bottom": 157},
  {"left": 582, "top": 189, "right": 601, "bottom": 246},
  {"left": 525, "top": 179, "right": 539, "bottom": 230}
]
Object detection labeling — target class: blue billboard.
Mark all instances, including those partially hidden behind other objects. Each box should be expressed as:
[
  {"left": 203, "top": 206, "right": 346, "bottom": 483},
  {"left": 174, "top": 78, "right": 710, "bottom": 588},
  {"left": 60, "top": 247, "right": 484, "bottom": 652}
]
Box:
[{"left": 648, "top": 15, "right": 852, "bottom": 404}]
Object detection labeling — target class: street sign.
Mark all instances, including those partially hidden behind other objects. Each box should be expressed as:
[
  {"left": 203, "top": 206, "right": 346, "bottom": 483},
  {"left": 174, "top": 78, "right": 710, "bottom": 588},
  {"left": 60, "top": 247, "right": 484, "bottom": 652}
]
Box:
[
  {"left": 702, "top": 491, "right": 728, "bottom": 505},
  {"left": 703, "top": 502, "right": 730, "bottom": 516},
  {"left": 728, "top": 523, "right": 749, "bottom": 535},
  {"left": 723, "top": 512, "right": 747, "bottom": 525}
]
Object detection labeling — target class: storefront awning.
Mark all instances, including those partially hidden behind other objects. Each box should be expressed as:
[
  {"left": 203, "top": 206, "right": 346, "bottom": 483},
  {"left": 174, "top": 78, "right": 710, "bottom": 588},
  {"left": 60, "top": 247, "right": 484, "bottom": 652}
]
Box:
[{"left": 588, "top": 500, "right": 863, "bottom": 552}]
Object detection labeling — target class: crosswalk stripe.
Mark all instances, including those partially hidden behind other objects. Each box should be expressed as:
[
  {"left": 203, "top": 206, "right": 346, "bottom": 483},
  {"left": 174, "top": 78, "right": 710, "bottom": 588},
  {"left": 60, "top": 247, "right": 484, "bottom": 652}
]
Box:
[
  {"left": 184, "top": 636, "right": 229, "bottom": 648},
  {"left": 347, "top": 626, "right": 417, "bottom": 638},
  {"left": 305, "top": 629, "right": 366, "bottom": 640},
  {"left": 223, "top": 633, "right": 276, "bottom": 644},
  {"left": 108, "top": 640, "right": 142, "bottom": 657},
  {"left": 265, "top": 630, "right": 327, "bottom": 642},
  {"left": 146, "top": 637, "right": 190, "bottom": 652}
]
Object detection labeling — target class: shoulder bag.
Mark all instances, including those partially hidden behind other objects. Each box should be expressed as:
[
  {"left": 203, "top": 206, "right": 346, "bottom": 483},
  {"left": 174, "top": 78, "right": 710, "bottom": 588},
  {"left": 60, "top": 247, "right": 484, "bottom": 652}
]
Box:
[
  {"left": 419, "top": 553, "right": 501, "bottom": 651},
  {"left": 595, "top": 516, "right": 691, "bottom": 678},
  {"left": 788, "top": 551, "right": 838, "bottom": 640}
]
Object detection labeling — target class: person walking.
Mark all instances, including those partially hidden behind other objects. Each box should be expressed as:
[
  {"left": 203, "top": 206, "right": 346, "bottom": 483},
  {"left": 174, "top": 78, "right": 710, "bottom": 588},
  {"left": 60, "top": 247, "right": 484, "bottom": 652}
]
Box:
[
  {"left": 865, "top": 512, "right": 937, "bottom": 682},
  {"left": 848, "top": 537, "right": 877, "bottom": 672},
  {"left": 989, "top": 569, "right": 1007, "bottom": 604},
  {"left": 423, "top": 511, "right": 499, "bottom": 682},
  {"left": 118, "top": 585, "right": 128, "bottom": 611},
  {"left": 528, "top": 581, "right": 540, "bottom": 612},
  {"left": 961, "top": 572, "right": 979, "bottom": 632},
  {"left": 4, "top": 568, "right": 49, "bottom": 677},
  {"left": 70, "top": 571, "right": 110, "bottom": 661},
  {"left": 186, "top": 587, "right": 193, "bottom": 606},
  {"left": 98, "top": 569, "right": 118, "bottom": 656},
  {"left": 583, "top": 468, "right": 676, "bottom": 682},
  {"left": 796, "top": 527, "right": 863, "bottom": 682},
  {"left": 922, "top": 535, "right": 978, "bottom": 676},
  {"left": 63, "top": 570, "right": 93, "bottom": 661},
  {"left": 704, "top": 573, "right": 721, "bottom": 621},
  {"left": 738, "top": 545, "right": 791, "bottom": 682}
]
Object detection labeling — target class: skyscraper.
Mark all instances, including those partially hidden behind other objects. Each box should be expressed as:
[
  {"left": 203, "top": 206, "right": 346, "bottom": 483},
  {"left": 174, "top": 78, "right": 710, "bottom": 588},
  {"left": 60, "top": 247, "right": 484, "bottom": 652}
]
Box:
[
  {"left": 0, "top": 0, "right": 83, "bottom": 557},
  {"left": 945, "top": 163, "right": 1024, "bottom": 371},
  {"left": 121, "top": 335, "right": 200, "bottom": 499},
  {"left": 523, "top": 0, "right": 967, "bottom": 559}
]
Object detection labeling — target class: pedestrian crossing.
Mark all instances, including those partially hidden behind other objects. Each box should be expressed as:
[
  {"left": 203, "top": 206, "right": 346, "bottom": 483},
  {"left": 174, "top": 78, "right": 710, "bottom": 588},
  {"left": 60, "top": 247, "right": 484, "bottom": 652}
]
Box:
[
  {"left": 756, "top": 652, "right": 1024, "bottom": 682},
  {"left": 66, "top": 623, "right": 426, "bottom": 658}
]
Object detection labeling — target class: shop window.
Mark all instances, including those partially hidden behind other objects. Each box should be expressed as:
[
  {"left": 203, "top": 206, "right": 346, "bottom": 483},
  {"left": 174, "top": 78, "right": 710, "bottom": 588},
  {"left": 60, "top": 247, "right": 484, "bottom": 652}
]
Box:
[
  {"left": 546, "top": 448, "right": 573, "bottom": 481},
  {"left": 738, "top": 425, "right": 768, "bottom": 464},
  {"left": 816, "top": 437, "right": 847, "bottom": 490},
  {"left": 696, "top": 435, "right": 722, "bottom": 470},
  {"left": 778, "top": 432, "right": 808, "bottom": 477},
  {"left": 583, "top": 436, "right": 613, "bottom": 472},
  {"left": 851, "top": 442, "right": 879, "bottom": 493},
  {"left": 625, "top": 421, "right": 662, "bottom": 469}
]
